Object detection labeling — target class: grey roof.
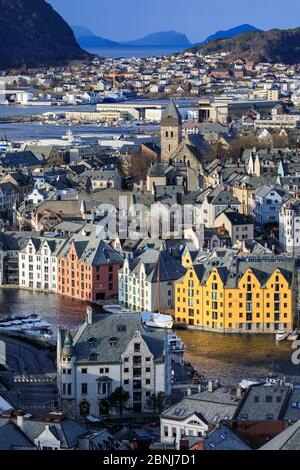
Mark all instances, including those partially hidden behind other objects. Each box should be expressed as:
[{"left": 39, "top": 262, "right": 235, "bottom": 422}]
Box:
[
  {"left": 283, "top": 385, "right": 300, "bottom": 422},
  {"left": 201, "top": 185, "right": 241, "bottom": 206},
  {"left": 60, "top": 226, "right": 123, "bottom": 266},
  {"left": 0, "top": 417, "right": 86, "bottom": 449},
  {"left": 205, "top": 424, "right": 251, "bottom": 451},
  {"left": 260, "top": 420, "right": 300, "bottom": 450},
  {"left": 0, "top": 421, "right": 35, "bottom": 450},
  {"left": 161, "top": 100, "right": 182, "bottom": 123},
  {"left": 188, "top": 254, "right": 294, "bottom": 289},
  {"left": 124, "top": 248, "right": 186, "bottom": 283},
  {"left": 68, "top": 313, "right": 167, "bottom": 364},
  {"left": 217, "top": 208, "right": 254, "bottom": 226},
  {"left": 235, "top": 385, "right": 291, "bottom": 421},
  {"left": 162, "top": 388, "right": 239, "bottom": 424}
]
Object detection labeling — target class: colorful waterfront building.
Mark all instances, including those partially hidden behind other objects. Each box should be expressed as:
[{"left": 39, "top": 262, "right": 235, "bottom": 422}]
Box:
[
  {"left": 57, "top": 225, "right": 123, "bottom": 302},
  {"left": 175, "top": 252, "right": 294, "bottom": 333}
]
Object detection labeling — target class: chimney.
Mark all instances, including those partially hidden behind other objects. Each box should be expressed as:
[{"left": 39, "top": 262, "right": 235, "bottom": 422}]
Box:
[
  {"left": 86, "top": 306, "right": 93, "bottom": 325},
  {"left": 198, "top": 384, "right": 202, "bottom": 393},
  {"left": 208, "top": 380, "right": 214, "bottom": 392},
  {"left": 16, "top": 411, "right": 25, "bottom": 430},
  {"left": 186, "top": 387, "right": 192, "bottom": 396},
  {"left": 236, "top": 387, "right": 243, "bottom": 399}
]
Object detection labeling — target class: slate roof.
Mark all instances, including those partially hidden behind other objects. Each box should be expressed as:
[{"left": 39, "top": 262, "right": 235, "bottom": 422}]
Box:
[
  {"left": 162, "top": 388, "right": 239, "bottom": 424},
  {"left": 125, "top": 249, "right": 186, "bottom": 283},
  {"left": 205, "top": 424, "right": 251, "bottom": 451},
  {"left": 0, "top": 417, "right": 86, "bottom": 449},
  {"left": 68, "top": 313, "right": 167, "bottom": 364},
  {"left": 0, "top": 422, "right": 35, "bottom": 450},
  {"left": 186, "top": 254, "right": 294, "bottom": 289},
  {"left": 2, "top": 151, "right": 41, "bottom": 168},
  {"left": 234, "top": 385, "right": 291, "bottom": 421},
  {"left": 217, "top": 208, "right": 254, "bottom": 226},
  {"left": 60, "top": 224, "right": 123, "bottom": 267}
]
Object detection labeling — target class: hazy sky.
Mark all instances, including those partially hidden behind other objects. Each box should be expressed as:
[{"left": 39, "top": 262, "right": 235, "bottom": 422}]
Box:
[{"left": 48, "top": 0, "right": 300, "bottom": 42}]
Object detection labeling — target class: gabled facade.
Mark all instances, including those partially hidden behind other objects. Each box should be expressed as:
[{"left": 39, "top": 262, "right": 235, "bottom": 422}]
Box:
[
  {"left": 58, "top": 226, "right": 123, "bottom": 301},
  {"left": 175, "top": 256, "right": 294, "bottom": 333}
]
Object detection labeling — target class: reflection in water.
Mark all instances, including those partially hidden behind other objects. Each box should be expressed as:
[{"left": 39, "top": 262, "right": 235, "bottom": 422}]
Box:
[
  {"left": 0, "top": 289, "right": 298, "bottom": 385},
  {"left": 178, "top": 329, "right": 300, "bottom": 385},
  {"left": 0, "top": 289, "right": 90, "bottom": 329}
]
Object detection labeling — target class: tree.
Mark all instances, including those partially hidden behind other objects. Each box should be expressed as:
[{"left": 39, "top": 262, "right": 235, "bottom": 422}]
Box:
[
  {"left": 147, "top": 392, "right": 165, "bottom": 415},
  {"left": 108, "top": 387, "right": 130, "bottom": 417}
]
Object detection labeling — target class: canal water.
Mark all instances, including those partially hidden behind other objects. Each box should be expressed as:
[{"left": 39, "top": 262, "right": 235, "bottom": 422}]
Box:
[{"left": 0, "top": 289, "right": 299, "bottom": 386}]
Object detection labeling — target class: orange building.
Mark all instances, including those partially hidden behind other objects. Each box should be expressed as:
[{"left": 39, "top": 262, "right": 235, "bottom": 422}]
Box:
[{"left": 58, "top": 236, "right": 123, "bottom": 302}]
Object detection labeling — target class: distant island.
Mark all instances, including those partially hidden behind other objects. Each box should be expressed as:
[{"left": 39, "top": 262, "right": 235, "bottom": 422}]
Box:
[
  {"left": 73, "top": 29, "right": 192, "bottom": 48},
  {"left": 73, "top": 24, "right": 262, "bottom": 50}
]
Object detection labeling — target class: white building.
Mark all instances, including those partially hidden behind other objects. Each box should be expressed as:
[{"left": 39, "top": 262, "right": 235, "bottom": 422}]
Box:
[
  {"left": 255, "top": 185, "right": 287, "bottom": 225},
  {"left": 160, "top": 384, "right": 239, "bottom": 449},
  {"left": 279, "top": 198, "right": 300, "bottom": 253},
  {"left": 19, "top": 235, "right": 67, "bottom": 291},
  {"left": 57, "top": 310, "right": 172, "bottom": 418},
  {"left": 198, "top": 185, "right": 241, "bottom": 228},
  {"left": 118, "top": 249, "right": 186, "bottom": 313},
  {"left": 25, "top": 188, "right": 48, "bottom": 205}
]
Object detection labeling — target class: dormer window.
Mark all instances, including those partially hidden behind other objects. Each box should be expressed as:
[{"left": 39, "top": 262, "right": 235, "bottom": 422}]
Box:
[
  {"left": 89, "top": 352, "right": 98, "bottom": 361},
  {"left": 88, "top": 337, "right": 96, "bottom": 348},
  {"left": 109, "top": 337, "right": 118, "bottom": 347}
]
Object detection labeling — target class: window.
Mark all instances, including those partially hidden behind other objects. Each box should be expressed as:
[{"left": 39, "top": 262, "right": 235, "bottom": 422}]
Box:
[
  {"left": 81, "top": 383, "right": 88, "bottom": 395},
  {"left": 81, "top": 368, "right": 87, "bottom": 374},
  {"left": 134, "top": 343, "right": 141, "bottom": 353}
]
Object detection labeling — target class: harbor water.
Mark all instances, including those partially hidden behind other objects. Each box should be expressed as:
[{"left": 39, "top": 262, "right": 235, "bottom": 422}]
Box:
[{"left": 0, "top": 289, "right": 298, "bottom": 386}]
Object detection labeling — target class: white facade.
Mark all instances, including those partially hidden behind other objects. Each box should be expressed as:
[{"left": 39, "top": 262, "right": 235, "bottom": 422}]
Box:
[
  {"left": 118, "top": 257, "right": 174, "bottom": 312},
  {"left": 57, "top": 313, "right": 172, "bottom": 419},
  {"left": 279, "top": 199, "right": 300, "bottom": 252},
  {"left": 19, "top": 237, "right": 66, "bottom": 291},
  {"left": 199, "top": 196, "right": 240, "bottom": 228},
  {"left": 26, "top": 188, "right": 47, "bottom": 205},
  {"left": 161, "top": 413, "right": 208, "bottom": 448},
  {"left": 255, "top": 186, "right": 286, "bottom": 225}
]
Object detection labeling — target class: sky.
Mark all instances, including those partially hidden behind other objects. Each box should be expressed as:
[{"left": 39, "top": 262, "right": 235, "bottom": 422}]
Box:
[{"left": 48, "top": 0, "right": 300, "bottom": 43}]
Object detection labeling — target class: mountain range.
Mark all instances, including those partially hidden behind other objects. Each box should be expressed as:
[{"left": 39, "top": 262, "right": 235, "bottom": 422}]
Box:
[
  {"left": 191, "top": 26, "right": 300, "bottom": 64},
  {"left": 72, "top": 25, "right": 259, "bottom": 49},
  {"left": 0, "top": 0, "right": 88, "bottom": 69},
  {"left": 73, "top": 28, "right": 192, "bottom": 48}
]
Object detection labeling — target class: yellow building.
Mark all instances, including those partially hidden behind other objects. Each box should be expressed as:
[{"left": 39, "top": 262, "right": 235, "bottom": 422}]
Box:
[{"left": 175, "top": 253, "right": 294, "bottom": 334}]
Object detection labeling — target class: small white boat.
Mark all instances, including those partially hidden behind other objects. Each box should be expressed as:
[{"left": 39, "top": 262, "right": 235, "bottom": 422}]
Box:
[
  {"left": 275, "top": 330, "right": 289, "bottom": 342},
  {"left": 103, "top": 304, "right": 132, "bottom": 314},
  {"left": 287, "top": 330, "right": 298, "bottom": 341},
  {"left": 141, "top": 312, "right": 173, "bottom": 329},
  {"left": 168, "top": 333, "right": 185, "bottom": 354}
]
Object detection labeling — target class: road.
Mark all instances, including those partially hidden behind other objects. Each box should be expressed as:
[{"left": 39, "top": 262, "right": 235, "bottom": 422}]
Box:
[{"left": 0, "top": 335, "right": 57, "bottom": 415}]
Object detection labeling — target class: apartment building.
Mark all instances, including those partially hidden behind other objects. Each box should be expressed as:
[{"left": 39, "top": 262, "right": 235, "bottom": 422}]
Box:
[
  {"left": 57, "top": 225, "right": 123, "bottom": 302},
  {"left": 19, "top": 235, "right": 67, "bottom": 291},
  {"left": 174, "top": 252, "right": 294, "bottom": 334},
  {"left": 57, "top": 311, "right": 172, "bottom": 418},
  {"left": 279, "top": 198, "right": 300, "bottom": 253},
  {"left": 118, "top": 249, "right": 186, "bottom": 313}
]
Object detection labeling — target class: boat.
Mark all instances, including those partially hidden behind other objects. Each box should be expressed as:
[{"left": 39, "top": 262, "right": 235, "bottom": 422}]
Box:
[
  {"left": 103, "top": 304, "right": 132, "bottom": 314},
  {"left": 140, "top": 251, "right": 174, "bottom": 330},
  {"left": 287, "top": 330, "right": 298, "bottom": 341},
  {"left": 141, "top": 312, "right": 173, "bottom": 329},
  {"left": 0, "top": 314, "right": 51, "bottom": 332},
  {"left": 168, "top": 332, "right": 185, "bottom": 354},
  {"left": 275, "top": 330, "right": 289, "bottom": 342}
]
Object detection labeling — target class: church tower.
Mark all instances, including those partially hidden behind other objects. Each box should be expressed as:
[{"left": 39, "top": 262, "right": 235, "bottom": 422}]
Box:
[{"left": 160, "top": 100, "right": 182, "bottom": 162}]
